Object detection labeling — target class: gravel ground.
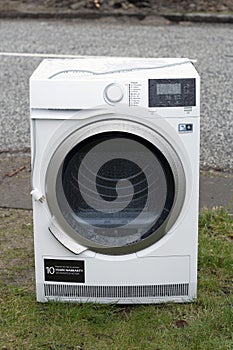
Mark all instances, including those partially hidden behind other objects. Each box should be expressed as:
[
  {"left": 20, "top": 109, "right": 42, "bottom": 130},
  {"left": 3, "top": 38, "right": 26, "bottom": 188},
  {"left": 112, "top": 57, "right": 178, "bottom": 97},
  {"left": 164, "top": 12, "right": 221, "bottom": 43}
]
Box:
[{"left": 0, "top": 19, "right": 232, "bottom": 172}]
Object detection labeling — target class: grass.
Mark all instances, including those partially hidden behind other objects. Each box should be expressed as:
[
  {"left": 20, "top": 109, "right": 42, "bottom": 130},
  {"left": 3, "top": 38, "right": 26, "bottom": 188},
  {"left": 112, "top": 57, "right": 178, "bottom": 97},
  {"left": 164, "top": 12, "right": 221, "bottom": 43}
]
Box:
[{"left": 0, "top": 207, "right": 232, "bottom": 350}]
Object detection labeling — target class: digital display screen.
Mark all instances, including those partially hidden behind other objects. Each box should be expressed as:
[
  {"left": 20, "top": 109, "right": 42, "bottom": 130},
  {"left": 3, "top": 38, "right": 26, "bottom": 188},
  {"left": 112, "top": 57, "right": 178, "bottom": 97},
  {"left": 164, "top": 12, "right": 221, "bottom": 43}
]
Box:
[
  {"left": 157, "top": 83, "right": 181, "bottom": 95},
  {"left": 148, "top": 79, "right": 196, "bottom": 107}
]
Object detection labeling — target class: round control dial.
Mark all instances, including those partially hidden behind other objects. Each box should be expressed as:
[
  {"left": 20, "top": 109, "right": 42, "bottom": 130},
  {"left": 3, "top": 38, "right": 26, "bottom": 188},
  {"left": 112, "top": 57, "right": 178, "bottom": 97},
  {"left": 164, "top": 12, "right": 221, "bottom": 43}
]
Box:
[{"left": 104, "top": 84, "right": 124, "bottom": 104}]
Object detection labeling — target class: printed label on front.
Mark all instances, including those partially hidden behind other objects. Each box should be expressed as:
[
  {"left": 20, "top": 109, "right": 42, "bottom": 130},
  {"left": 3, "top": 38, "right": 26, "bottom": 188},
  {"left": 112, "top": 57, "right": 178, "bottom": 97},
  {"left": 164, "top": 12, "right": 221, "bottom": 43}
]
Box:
[
  {"left": 44, "top": 259, "right": 85, "bottom": 283},
  {"left": 129, "top": 82, "right": 142, "bottom": 106},
  {"left": 178, "top": 123, "right": 193, "bottom": 133}
]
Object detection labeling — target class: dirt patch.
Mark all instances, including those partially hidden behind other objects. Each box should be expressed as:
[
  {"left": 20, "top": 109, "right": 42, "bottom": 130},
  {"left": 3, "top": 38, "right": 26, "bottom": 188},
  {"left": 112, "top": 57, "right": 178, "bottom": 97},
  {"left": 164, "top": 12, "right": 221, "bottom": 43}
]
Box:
[{"left": 1, "top": 0, "right": 233, "bottom": 15}]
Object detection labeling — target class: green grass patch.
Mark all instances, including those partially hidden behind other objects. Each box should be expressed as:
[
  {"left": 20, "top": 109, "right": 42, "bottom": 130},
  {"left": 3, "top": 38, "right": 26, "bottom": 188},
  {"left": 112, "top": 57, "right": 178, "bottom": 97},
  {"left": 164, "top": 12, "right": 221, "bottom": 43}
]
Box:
[{"left": 0, "top": 208, "right": 232, "bottom": 350}]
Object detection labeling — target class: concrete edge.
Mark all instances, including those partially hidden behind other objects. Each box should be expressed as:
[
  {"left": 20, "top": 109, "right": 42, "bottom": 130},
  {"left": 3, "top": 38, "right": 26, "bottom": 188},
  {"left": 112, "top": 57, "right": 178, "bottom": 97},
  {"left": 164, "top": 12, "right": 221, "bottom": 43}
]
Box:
[
  {"left": 163, "top": 12, "right": 233, "bottom": 23},
  {"left": 0, "top": 10, "right": 232, "bottom": 24}
]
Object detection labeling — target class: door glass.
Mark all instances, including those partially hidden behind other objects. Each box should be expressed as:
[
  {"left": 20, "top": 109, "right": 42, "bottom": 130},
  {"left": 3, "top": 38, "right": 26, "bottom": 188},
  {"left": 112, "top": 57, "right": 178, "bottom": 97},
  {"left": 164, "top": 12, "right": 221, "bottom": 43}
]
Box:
[{"left": 56, "top": 132, "right": 174, "bottom": 247}]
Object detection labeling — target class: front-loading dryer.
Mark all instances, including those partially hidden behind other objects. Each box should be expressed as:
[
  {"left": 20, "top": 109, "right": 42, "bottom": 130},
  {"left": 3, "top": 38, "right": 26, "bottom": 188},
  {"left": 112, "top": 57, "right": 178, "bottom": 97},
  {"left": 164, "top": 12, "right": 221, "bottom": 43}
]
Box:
[{"left": 30, "top": 57, "right": 200, "bottom": 303}]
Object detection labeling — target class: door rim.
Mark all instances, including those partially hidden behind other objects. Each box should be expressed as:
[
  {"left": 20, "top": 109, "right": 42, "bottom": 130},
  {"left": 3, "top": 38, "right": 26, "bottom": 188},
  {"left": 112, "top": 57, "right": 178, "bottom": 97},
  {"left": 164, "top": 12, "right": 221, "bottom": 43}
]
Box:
[{"left": 45, "top": 116, "right": 186, "bottom": 255}]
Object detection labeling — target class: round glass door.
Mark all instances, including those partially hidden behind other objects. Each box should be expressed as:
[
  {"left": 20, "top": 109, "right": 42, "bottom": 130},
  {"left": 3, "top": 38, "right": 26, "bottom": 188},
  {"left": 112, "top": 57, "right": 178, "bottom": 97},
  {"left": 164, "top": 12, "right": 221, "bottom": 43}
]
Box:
[{"left": 55, "top": 132, "right": 175, "bottom": 249}]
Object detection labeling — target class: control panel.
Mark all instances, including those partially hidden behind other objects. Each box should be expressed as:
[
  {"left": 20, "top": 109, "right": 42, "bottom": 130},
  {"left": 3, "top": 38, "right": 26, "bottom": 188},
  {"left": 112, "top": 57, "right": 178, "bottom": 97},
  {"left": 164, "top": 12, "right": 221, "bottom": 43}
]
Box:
[{"left": 148, "top": 78, "right": 196, "bottom": 107}]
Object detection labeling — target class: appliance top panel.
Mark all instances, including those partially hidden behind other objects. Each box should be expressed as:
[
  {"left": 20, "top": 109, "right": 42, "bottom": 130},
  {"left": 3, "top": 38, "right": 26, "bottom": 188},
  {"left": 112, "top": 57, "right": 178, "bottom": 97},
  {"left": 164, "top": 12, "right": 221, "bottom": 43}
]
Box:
[
  {"left": 30, "top": 57, "right": 199, "bottom": 81},
  {"left": 30, "top": 58, "right": 200, "bottom": 115}
]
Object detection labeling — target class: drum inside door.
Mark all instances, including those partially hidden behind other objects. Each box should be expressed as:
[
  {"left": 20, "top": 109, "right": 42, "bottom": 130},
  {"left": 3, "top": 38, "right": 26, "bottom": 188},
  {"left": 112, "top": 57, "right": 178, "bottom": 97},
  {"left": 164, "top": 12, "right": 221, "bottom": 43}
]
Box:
[{"left": 56, "top": 132, "right": 175, "bottom": 247}]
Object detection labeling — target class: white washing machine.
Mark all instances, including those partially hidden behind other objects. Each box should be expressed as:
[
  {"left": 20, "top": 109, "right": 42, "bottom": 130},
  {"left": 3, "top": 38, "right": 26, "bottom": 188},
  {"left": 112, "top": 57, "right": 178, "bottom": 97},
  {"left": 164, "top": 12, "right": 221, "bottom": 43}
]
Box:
[{"left": 30, "top": 57, "right": 200, "bottom": 303}]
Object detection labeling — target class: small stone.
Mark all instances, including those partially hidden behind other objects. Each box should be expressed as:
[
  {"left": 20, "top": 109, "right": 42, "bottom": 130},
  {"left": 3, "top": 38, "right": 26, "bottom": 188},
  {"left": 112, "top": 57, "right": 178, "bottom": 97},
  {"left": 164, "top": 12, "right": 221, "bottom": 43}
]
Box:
[{"left": 70, "top": 3, "right": 84, "bottom": 10}]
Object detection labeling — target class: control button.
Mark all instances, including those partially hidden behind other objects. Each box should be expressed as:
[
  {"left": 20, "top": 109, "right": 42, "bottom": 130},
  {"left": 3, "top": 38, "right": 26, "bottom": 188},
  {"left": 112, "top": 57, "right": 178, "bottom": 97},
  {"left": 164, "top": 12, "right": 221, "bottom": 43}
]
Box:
[{"left": 104, "top": 84, "right": 124, "bottom": 104}]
